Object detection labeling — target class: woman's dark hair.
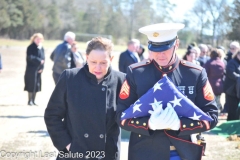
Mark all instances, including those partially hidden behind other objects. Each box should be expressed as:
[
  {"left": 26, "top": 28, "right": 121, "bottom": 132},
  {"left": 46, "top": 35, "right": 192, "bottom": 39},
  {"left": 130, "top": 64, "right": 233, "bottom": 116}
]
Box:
[
  {"left": 86, "top": 37, "right": 113, "bottom": 57},
  {"left": 183, "top": 50, "right": 191, "bottom": 60},
  {"left": 210, "top": 48, "right": 221, "bottom": 58},
  {"left": 138, "top": 44, "right": 145, "bottom": 55}
]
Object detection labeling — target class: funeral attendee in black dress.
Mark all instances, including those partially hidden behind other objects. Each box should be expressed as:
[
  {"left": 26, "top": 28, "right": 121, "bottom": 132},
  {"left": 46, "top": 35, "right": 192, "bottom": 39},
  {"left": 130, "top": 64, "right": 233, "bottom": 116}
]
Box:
[{"left": 24, "top": 33, "right": 45, "bottom": 106}]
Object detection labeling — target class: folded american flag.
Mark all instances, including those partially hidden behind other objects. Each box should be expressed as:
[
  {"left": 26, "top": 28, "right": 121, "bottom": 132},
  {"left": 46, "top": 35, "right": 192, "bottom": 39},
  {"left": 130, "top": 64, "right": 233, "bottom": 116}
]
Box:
[{"left": 121, "top": 75, "right": 213, "bottom": 121}]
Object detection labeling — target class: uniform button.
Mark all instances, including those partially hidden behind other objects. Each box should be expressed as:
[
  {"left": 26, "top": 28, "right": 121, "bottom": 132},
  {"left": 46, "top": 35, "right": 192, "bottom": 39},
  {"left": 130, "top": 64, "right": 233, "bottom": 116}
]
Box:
[
  {"left": 169, "top": 66, "right": 172, "bottom": 70},
  {"left": 136, "top": 121, "right": 139, "bottom": 124},
  {"left": 102, "top": 87, "right": 105, "bottom": 91},
  {"left": 198, "top": 122, "right": 200, "bottom": 125},
  {"left": 143, "top": 123, "right": 146, "bottom": 126},
  {"left": 131, "top": 120, "right": 134, "bottom": 124},
  {"left": 99, "top": 134, "right": 104, "bottom": 138},
  {"left": 139, "top": 134, "right": 141, "bottom": 137},
  {"left": 84, "top": 133, "right": 89, "bottom": 138},
  {"left": 159, "top": 66, "right": 162, "bottom": 69},
  {"left": 190, "top": 123, "right": 194, "bottom": 126},
  {"left": 183, "top": 125, "right": 186, "bottom": 128}
]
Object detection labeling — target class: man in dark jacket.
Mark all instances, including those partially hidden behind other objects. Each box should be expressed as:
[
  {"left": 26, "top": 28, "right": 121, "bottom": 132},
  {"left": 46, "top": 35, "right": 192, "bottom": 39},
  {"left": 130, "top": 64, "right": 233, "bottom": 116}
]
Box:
[
  {"left": 117, "top": 23, "right": 218, "bottom": 160},
  {"left": 224, "top": 51, "right": 240, "bottom": 120},
  {"left": 198, "top": 44, "right": 210, "bottom": 67},
  {"left": 118, "top": 39, "right": 140, "bottom": 73},
  {"left": 50, "top": 31, "right": 76, "bottom": 84}
]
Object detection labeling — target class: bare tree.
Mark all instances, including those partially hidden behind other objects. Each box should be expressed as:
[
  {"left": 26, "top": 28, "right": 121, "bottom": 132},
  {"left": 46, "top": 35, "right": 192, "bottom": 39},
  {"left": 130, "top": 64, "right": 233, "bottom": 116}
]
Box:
[
  {"left": 191, "top": 0, "right": 210, "bottom": 43},
  {"left": 190, "top": 0, "right": 229, "bottom": 46},
  {"left": 204, "top": 0, "right": 226, "bottom": 46}
]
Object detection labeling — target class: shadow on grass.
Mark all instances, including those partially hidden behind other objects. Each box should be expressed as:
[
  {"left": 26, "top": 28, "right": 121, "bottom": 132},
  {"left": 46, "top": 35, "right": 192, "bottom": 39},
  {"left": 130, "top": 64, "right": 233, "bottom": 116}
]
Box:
[
  {"left": 0, "top": 115, "right": 43, "bottom": 119},
  {"left": 28, "top": 130, "right": 49, "bottom": 137}
]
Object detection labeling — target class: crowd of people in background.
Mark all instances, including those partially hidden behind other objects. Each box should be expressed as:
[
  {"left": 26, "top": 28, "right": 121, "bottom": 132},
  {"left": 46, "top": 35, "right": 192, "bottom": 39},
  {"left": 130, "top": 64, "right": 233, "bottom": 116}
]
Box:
[
  {"left": 182, "top": 41, "right": 240, "bottom": 121},
  {"left": 19, "top": 29, "right": 240, "bottom": 122},
  {"left": 23, "top": 31, "right": 86, "bottom": 105}
]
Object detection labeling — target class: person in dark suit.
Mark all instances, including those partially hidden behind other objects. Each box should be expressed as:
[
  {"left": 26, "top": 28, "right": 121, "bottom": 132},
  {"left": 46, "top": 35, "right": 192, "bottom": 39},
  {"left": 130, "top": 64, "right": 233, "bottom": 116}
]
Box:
[
  {"left": 116, "top": 23, "right": 218, "bottom": 160},
  {"left": 197, "top": 44, "right": 210, "bottom": 67},
  {"left": 118, "top": 39, "right": 140, "bottom": 73},
  {"left": 50, "top": 31, "right": 75, "bottom": 84},
  {"left": 224, "top": 50, "right": 240, "bottom": 121},
  {"left": 24, "top": 33, "right": 45, "bottom": 106},
  {"left": 44, "top": 37, "right": 125, "bottom": 160}
]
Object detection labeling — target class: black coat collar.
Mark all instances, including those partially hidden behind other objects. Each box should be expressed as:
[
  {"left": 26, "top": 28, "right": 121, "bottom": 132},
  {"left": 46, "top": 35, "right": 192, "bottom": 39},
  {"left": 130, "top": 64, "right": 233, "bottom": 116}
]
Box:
[{"left": 83, "top": 63, "right": 112, "bottom": 84}]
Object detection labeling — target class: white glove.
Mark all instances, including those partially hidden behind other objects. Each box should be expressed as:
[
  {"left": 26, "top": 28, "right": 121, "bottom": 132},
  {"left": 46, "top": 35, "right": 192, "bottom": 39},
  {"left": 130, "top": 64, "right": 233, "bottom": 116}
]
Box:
[{"left": 149, "top": 103, "right": 180, "bottom": 130}]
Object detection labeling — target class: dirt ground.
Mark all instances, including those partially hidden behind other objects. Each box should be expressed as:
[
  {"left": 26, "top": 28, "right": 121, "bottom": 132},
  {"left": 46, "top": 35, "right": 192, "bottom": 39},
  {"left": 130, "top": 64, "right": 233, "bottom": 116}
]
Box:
[{"left": 0, "top": 46, "right": 240, "bottom": 160}]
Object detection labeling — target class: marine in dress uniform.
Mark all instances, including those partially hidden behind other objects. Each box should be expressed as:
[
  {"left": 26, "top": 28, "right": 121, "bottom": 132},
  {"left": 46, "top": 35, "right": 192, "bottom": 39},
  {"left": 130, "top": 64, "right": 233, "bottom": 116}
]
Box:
[{"left": 116, "top": 23, "right": 218, "bottom": 160}]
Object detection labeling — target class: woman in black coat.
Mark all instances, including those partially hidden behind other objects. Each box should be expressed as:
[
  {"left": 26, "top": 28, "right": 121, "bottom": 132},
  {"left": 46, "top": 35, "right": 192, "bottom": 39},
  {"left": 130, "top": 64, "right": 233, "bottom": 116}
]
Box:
[
  {"left": 44, "top": 37, "right": 125, "bottom": 160},
  {"left": 224, "top": 50, "right": 240, "bottom": 120},
  {"left": 24, "top": 33, "right": 45, "bottom": 106}
]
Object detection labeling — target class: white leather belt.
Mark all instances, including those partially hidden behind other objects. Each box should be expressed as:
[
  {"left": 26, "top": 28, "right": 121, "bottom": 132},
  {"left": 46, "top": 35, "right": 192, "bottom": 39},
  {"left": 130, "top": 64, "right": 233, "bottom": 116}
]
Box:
[{"left": 170, "top": 146, "right": 176, "bottom": 151}]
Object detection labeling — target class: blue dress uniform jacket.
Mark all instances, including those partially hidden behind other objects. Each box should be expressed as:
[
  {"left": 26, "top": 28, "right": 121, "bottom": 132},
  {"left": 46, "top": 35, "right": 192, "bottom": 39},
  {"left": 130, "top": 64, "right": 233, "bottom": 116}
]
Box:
[
  {"left": 119, "top": 50, "right": 138, "bottom": 73},
  {"left": 116, "top": 57, "right": 218, "bottom": 160},
  {"left": 44, "top": 64, "right": 125, "bottom": 160}
]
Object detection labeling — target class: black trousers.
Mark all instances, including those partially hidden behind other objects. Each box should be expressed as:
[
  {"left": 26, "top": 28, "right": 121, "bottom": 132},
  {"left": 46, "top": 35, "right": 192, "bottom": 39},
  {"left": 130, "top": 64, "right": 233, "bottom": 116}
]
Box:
[{"left": 225, "top": 94, "right": 239, "bottom": 120}]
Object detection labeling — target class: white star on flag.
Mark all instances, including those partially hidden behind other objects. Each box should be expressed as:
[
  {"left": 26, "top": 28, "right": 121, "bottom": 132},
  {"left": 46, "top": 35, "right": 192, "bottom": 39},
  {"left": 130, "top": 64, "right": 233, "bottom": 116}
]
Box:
[
  {"left": 134, "top": 99, "right": 140, "bottom": 105},
  {"left": 189, "top": 112, "right": 202, "bottom": 120},
  {"left": 148, "top": 98, "right": 162, "bottom": 114},
  {"left": 149, "top": 98, "right": 162, "bottom": 109},
  {"left": 170, "top": 96, "right": 182, "bottom": 108},
  {"left": 133, "top": 103, "right": 142, "bottom": 113},
  {"left": 121, "top": 112, "right": 126, "bottom": 118},
  {"left": 153, "top": 82, "right": 163, "bottom": 92}
]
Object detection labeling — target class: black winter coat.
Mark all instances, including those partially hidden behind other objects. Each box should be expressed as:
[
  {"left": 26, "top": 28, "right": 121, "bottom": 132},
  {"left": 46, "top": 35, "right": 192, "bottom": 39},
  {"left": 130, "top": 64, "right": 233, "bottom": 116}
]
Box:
[
  {"left": 224, "top": 57, "right": 240, "bottom": 97},
  {"left": 44, "top": 64, "right": 125, "bottom": 160},
  {"left": 24, "top": 42, "right": 45, "bottom": 92}
]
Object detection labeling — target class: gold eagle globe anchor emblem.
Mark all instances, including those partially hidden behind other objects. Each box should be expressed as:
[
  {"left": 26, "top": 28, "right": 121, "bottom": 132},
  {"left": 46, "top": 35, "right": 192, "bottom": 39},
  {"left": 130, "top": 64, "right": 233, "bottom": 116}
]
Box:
[{"left": 153, "top": 32, "right": 159, "bottom": 37}]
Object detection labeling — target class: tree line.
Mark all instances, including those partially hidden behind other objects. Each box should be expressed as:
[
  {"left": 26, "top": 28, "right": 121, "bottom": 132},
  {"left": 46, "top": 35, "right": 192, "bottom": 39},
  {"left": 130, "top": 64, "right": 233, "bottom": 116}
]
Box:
[{"left": 0, "top": 0, "right": 240, "bottom": 47}]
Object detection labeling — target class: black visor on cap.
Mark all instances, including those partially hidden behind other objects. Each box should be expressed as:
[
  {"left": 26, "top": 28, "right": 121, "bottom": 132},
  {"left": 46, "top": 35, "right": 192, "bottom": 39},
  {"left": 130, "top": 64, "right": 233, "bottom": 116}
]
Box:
[{"left": 148, "top": 37, "right": 176, "bottom": 52}]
